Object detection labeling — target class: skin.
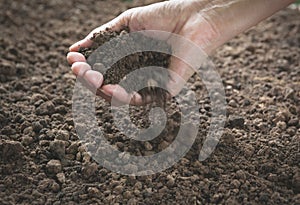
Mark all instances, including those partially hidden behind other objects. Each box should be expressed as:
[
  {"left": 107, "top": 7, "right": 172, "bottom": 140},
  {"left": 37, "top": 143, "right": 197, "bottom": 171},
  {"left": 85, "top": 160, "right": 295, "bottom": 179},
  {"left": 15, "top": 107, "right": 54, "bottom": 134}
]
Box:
[{"left": 67, "top": 0, "right": 295, "bottom": 106}]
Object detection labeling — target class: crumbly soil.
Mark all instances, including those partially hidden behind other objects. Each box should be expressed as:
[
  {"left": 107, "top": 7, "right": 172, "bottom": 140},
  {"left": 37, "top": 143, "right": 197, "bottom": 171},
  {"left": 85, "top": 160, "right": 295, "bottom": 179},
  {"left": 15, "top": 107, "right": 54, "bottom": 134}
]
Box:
[
  {"left": 0, "top": 0, "right": 299, "bottom": 204},
  {"left": 79, "top": 27, "right": 171, "bottom": 104}
]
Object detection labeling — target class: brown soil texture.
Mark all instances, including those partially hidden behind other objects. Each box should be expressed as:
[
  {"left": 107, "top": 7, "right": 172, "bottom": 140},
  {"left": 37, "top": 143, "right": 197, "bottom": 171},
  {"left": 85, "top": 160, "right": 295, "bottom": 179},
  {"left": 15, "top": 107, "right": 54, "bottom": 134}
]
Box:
[
  {"left": 0, "top": 0, "right": 299, "bottom": 204},
  {"left": 79, "top": 28, "right": 171, "bottom": 104}
]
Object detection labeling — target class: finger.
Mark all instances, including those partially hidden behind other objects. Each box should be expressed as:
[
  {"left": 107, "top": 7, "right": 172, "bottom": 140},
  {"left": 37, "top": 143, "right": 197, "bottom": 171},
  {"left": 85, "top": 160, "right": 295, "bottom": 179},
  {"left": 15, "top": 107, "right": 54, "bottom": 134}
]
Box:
[
  {"left": 83, "top": 70, "right": 103, "bottom": 91},
  {"left": 73, "top": 65, "right": 104, "bottom": 94},
  {"left": 71, "top": 62, "right": 117, "bottom": 104},
  {"left": 71, "top": 62, "right": 91, "bottom": 77},
  {"left": 102, "top": 84, "right": 132, "bottom": 106},
  {"left": 67, "top": 52, "right": 86, "bottom": 65},
  {"left": 102, "top": 84, "right": 145, "bottom": 106},
  {"left": 69, "top": 38, "right": 94, "bottom": 52}
]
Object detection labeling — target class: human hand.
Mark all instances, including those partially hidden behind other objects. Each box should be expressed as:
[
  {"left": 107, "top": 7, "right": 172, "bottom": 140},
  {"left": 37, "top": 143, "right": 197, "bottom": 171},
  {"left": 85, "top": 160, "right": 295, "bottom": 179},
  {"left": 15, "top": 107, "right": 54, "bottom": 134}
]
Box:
[
  {"left": 67, "top": 0, "right": 294, "bottom": 105},
  {"left": 67, "top": 0, "right": 219, "bottom": 105}
]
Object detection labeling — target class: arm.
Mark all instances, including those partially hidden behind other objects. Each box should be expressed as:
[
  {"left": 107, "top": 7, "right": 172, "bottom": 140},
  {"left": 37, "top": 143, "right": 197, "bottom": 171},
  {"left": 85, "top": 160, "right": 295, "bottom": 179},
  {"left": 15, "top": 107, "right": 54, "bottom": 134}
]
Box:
[{"left": 192, "top": 0, "right": 296, "bottom": 53}]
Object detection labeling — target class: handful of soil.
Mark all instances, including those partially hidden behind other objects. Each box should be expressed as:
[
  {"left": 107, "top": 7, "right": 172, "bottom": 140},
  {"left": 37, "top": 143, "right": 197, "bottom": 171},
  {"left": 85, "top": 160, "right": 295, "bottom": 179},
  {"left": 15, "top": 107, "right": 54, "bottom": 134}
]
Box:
[{"left": 79, "top": 27, "right": 172, "bottom": 104}]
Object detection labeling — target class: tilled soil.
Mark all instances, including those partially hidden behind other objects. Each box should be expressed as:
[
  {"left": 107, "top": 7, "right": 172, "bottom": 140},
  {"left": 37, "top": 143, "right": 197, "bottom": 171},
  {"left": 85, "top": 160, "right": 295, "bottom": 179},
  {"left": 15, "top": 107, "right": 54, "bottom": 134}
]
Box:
[{"left": 0, "top": 0, "right": 299, "bottom": 204}]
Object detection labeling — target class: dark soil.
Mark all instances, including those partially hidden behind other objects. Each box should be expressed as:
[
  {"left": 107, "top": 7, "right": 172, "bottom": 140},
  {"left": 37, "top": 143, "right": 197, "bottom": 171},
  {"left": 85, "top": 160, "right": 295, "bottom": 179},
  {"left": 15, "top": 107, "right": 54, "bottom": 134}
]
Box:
[
  {"left": 0, "top": 0, "right": 299, "bottom": 204},
  {"left": 79, "top": 27, "right": 171, "bottom": 104}
]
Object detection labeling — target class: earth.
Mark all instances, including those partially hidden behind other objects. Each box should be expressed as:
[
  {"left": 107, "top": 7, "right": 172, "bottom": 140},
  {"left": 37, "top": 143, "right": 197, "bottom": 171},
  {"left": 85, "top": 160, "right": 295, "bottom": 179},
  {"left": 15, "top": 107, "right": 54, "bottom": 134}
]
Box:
[{"left": 0, "top": 0, "right": 299, "bottom": 204}]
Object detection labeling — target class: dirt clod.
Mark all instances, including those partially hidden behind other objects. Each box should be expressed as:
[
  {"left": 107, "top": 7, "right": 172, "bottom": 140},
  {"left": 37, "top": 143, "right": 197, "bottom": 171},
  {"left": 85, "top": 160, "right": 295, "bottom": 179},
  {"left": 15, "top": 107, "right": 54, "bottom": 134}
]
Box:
[{"left": 46, "top": 160, "right": 62, "bottom": 175}]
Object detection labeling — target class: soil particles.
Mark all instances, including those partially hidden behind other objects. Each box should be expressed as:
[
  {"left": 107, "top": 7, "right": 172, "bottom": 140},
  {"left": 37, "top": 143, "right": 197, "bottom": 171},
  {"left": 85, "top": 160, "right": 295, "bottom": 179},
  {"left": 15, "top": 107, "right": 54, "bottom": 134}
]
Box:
[{"left": 0, "top": 0, "right": 299, "bottom": 204}]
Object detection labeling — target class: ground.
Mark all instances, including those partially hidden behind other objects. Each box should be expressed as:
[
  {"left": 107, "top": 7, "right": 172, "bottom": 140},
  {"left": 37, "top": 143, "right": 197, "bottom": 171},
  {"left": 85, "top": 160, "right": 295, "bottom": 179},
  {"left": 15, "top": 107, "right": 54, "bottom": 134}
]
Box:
[{"left": 0, "top": 0, "right": 299, "bottom": 204}]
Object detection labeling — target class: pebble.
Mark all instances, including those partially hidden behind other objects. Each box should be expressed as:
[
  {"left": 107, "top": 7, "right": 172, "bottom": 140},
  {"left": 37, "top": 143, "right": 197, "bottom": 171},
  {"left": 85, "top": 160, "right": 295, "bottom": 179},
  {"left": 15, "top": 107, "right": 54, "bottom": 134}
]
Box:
[
  {"left": 267, "top": 173, "right": 278, "bottom": 182},
  {"left": 276, "top": 121, "right": 287, "bottom": 130},
  {"left": 51, "top": 182, "right": 60, "bottom": 192},
  {"left": 230, "top": 179, "right": 241, "bottom": 189},
  {"left": 166, "top": 175, "right": 175, "bottom": 187},
  {"left": 144, "top": 142, "right": 153, "bottom": 151},
  {"left": 228, "top": 115, "right": 245, "bottom": 129},
  {"left": 55, "top": 105, "right": 67, "bottom": 114},
  {"left": 50, "top": 140, "right": 66, "bottom": 159},
  {"left": 236, "top": 170, "right": 247, "bottom": 180},
  {"left": 52, "top": 113, "right": 64, "bottom": 121},
  {"left": 123, "top": 191, "right": 132, "bottom": 199},
  {"left": 38, "top": 179, "right": 52, "bottom": 192},
  {"left": 0, "top": 60, "right": 16, "bottom": 76},
  {"left": 82, "top": 152, "right": 91, "bottom": 163},
  {"left": 243, "top": 99, "right": 251, "bottom": 106},
  {"left": 56, "top": 173, "right": 66, "bottom": 184},
  {"left": 23, "top": 126, "right": 33, "bottom": 135},
  {"left": 0, "top": 140, "right": 24, "bottom": 162},
  {"left": 30, "top": 93, "right": 47, "bottom": 104},
  {"left": 158, "top": 140, "right": 169, "bottom": 150},
  {"left": 127, "top": 198, "right": 138, "bottom": 205},
  {"left": 55, "top": 130, "right": 70, "bottom": 141},
  {"left": 46, "top": 160, "right": 62, "bottom": 174},
  {"left": 32, "top": 121, "right": 43, "bottom": 133},
  {"left": 21, "top": 136, "right": 33, "bottom": 146},
  {"left": 288, "top": 118, "right": 299, "bottom": 127},
  {"left": 15, "top": 63, "right": 26, "bottom": 75},
  {"left": 244, "top": 145, "right": 255, "bottom": 157},
  {"left": 114, "top": 185, "right": 124, "bottom": 194},
  {"left": 88, "top": 187, "right": 100, "bottom": 196},
  {"left": 287, "top": 127, "right": 296, "bottom": 136},
  {"left": 134, "top": 182, "right": 142, "bottom": 190},
  {"left": 14, "top": 113, "right": 25, "bottom": 123},
  {"left": 81, "top": 163, "right": 98, "bottom": 178},
  {"left": 273, "top": 111, "right": 287, "bottom": 123},
  {"left": 292, "top": 174, "right": 300, "bottom": 190},
  {"left": 228, "top": 99, "right": 238, "bottom": 107},
  {"left": 66, "top": 142, "right": 79, "bottom": 155},
  {"left": 36, "top": 101, "right": 55, "bottom": 115},
  {"left": 222, "top": 129, "right": 235, "bottom": 144}
]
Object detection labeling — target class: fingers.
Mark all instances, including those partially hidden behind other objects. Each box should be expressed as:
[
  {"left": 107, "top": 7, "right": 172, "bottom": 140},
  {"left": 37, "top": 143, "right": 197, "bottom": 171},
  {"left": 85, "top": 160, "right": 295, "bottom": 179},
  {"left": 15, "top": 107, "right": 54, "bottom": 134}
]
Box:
[
  {"left": 71, "top": 62, "right": 91, "bottom": 77},
  {"left": 68, "top": 9, "right": 148, "bottom": 105},
  {"left": 70, "top": 62, "right": 143, "bottom": 105},
  {"left": 84, "top": 70, "right": 103, "bottom": 89},
  {"left": 67, "top": 52, "right": 86, "bottom": 64},
  {"left": 71, "top": 62, "right": 103, "bottom": 93}
]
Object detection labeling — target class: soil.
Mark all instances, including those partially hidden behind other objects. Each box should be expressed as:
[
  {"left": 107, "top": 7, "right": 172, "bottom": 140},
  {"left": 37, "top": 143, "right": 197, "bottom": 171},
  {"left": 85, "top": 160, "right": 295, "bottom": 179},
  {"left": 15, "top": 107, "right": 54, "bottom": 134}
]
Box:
[
  {"left": 0, "top": 0, "right": 299, "bottom": 204},
  {"left": 79, "top": 27, "right": 171, "bottom": 104}
]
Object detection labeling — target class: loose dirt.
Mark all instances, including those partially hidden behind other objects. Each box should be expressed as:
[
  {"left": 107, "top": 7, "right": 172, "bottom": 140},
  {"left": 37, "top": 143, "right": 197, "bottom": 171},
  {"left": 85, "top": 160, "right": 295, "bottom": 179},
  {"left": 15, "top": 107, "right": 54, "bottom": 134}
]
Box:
[
  {"left": 79, "top": 27, "right": 171, "bottom": 104},
  {"left": 0, "top": 0, "right": 299, "bottom": 204}
]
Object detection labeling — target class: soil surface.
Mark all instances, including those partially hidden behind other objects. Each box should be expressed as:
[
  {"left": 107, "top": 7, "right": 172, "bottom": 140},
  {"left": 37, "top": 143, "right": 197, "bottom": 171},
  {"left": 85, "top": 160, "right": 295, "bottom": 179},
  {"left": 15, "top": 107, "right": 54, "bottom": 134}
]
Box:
[{"left": 0, "top": 0, "right": 299, "bottom": 204}]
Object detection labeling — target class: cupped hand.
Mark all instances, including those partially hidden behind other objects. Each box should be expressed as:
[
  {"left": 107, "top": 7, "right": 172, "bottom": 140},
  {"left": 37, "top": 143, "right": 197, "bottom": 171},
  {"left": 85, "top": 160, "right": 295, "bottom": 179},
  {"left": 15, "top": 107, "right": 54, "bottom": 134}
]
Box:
[{"left": 67, "top": 0, "right": 219, "bottom": 105}]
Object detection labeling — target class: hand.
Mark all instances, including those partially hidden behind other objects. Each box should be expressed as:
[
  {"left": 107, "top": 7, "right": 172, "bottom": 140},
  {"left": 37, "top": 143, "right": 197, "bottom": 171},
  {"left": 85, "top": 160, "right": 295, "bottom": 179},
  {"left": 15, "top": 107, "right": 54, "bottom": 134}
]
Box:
[
  {"left": 67, "top": 0, "right": 294, "bottom": 105},
  {"left": 67, "top": 0, "right": 219, "bottom": 105}
]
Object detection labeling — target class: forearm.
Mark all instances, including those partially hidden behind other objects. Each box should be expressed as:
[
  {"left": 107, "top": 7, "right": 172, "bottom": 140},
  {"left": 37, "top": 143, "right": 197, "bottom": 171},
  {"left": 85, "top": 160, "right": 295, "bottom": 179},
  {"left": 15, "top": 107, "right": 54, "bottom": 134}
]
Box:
[{"left": 190, "top": 0, "right": 295, "bottom": 53}]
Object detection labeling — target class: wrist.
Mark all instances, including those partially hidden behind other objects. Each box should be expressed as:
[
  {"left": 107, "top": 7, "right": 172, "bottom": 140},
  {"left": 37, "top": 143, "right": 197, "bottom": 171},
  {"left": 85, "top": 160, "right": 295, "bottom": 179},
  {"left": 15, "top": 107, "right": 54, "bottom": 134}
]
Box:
[{"left": 200, "top": 0, "right": 295, "bottom": 51}]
